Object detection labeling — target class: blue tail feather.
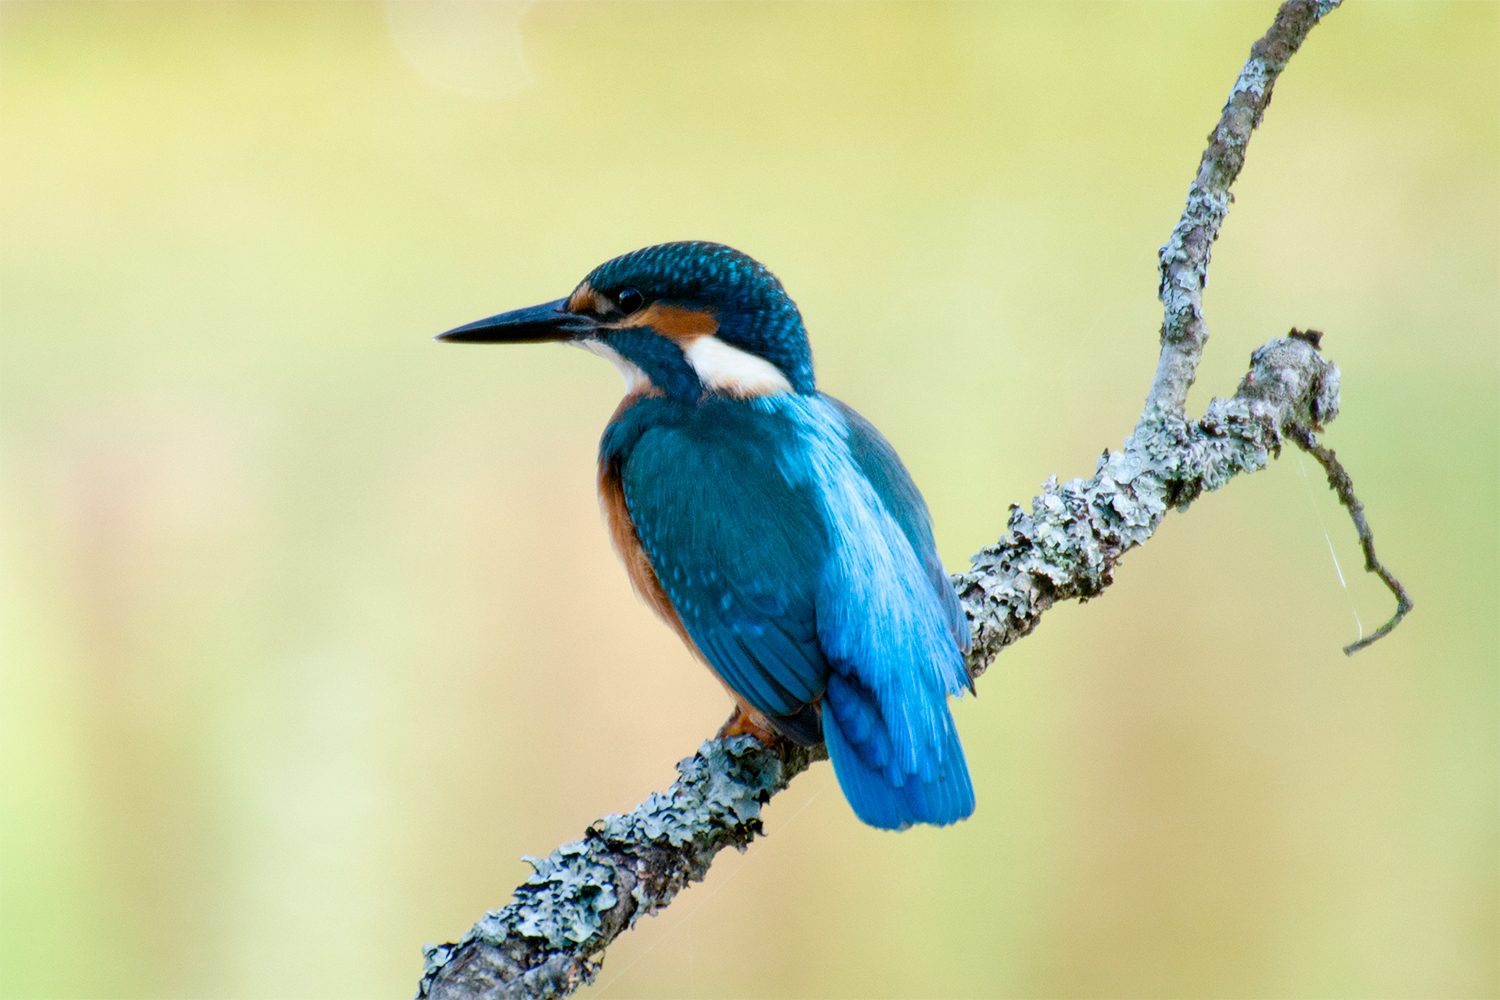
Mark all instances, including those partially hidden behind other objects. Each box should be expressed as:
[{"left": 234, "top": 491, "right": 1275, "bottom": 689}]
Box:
[{"left": 822, "top": 684, "right": 974, "bottom": 831}]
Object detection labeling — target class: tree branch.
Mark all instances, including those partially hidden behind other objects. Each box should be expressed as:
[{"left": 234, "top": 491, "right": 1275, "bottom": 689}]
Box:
[
  {"left": 420, "top": 738, "right": 825, "bottom": 1000},
  {"left": 1148, "top": 0, "right": 1341, "bottom": 412},
  {"left": 416, "top": 2, "right": 1415, "bottom": 997},
  {"left": 959, "top": 328, "right": 1341, "bottom": 677}
]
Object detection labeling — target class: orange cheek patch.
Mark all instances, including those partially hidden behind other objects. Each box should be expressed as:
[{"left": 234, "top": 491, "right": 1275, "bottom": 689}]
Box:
[
  {"left": 565, "top": 282, "right": 610, "bottom": 315},
  {"left": 618, "top": 304, "right": 719, "bottom": 346}
]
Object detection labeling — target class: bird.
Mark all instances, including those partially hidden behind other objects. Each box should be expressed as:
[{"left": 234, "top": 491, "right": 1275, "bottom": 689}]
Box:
[{"left": 438, "top": 241, "right": 974, "bottom": 830}]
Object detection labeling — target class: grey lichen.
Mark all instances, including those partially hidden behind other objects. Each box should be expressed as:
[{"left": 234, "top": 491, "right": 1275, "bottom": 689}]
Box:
[
  {"left": 418, "top": 737, "right": 822, "bottom": 1000},
  {"left": 594, "top": 735, "right": 785, "bottom": 848},
  {"left": 509, "top": 846, "right": 618, "bottom": 949},
  {"left": 960, "top": 334, "right": 1339, "bottom": 677},
  {"left": 1147, "top": 0, "right": 1342, "bottom": 412}
]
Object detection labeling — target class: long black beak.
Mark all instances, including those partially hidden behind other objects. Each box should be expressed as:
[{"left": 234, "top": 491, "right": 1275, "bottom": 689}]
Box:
[{"left": 435, "top": 297, "right": 602, "bottom": 343}]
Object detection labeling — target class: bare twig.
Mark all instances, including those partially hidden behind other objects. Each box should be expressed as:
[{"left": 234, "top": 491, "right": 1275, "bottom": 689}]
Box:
[
  {"left": 1286, "top": 423, "right": 1414, "bottom": 655},
  {"left": 417, "top": 3, "right": 1383, "bottom": 998}
]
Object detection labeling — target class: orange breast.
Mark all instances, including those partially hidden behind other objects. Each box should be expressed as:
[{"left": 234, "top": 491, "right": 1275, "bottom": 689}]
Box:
[
  {"left": 598, "top": 449, "right": 775, "bottom": 728},
  {"left": 597, "top": 454, "right": 690, "bottom": 645}
]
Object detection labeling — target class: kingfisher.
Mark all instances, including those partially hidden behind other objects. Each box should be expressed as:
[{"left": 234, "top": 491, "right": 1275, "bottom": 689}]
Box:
[{"left": 439, "top": 242, "right": 974, "bottom": 830}]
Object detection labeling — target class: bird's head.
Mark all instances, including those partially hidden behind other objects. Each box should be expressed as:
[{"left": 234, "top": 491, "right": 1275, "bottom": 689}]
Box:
[{"left": 438, "top": 242, "right": 815, "bottom": 400}]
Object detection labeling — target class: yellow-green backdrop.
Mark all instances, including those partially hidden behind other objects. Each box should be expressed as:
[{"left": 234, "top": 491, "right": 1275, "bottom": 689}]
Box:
[{"left": 2, "top": 2, "right": 1495, "bottom": 997}]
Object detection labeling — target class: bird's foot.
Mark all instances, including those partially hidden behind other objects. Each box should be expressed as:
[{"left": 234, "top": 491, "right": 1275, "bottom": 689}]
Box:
[{"left": 717, "top": 705, "right": 780, "bottom": 746}]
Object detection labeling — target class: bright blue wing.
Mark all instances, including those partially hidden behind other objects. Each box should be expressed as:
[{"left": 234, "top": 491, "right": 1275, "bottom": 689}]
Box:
[
  {"left": 610, "top": 397, "right": 831, "bottom": 720},
  {"left": 606, "top": 392, "right": 974, "bottom": 829},
  {"left": 762, "top": 394, "right": 973, "bottom": 828},
  {"left": 827, "top": 395, "right": 970, "bottom": 654}
]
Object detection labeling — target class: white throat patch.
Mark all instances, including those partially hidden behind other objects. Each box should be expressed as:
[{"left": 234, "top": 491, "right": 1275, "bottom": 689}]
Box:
[
  {"left": 684, "top": 335, "right": 793, "bottom": 398},
  {"left": 576, "top": 339, "right": 651, "bottom": 395}
]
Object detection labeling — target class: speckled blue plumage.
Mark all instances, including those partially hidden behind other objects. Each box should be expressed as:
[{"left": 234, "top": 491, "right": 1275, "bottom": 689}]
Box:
[{"left": 597, "top": 272, "right": 974, "bottom": 828}]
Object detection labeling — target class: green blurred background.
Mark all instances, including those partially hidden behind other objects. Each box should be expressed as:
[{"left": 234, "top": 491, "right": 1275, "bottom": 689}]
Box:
[{"left": 1, "top": 2, "right": 1495, "bottom": 997}]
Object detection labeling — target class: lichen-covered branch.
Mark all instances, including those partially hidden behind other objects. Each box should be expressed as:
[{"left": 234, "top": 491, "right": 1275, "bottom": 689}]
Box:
[
  {"left": 959, "top": 329, "right": 1340, "bottom": 677},
  {"left": 415, "top": 3, "right": 1402, "bottom": 998},
  {"left": 420, "top": 738, "right": 824, "bottom": 1000},
  {"left": 1147, "top": 0, "right": 1341, "bottom": 412}
]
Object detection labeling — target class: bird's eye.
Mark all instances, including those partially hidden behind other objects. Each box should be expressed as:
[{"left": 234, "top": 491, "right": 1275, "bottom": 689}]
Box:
[{"left": 616, "top": 288, "right": 644, "bottom": 313}]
